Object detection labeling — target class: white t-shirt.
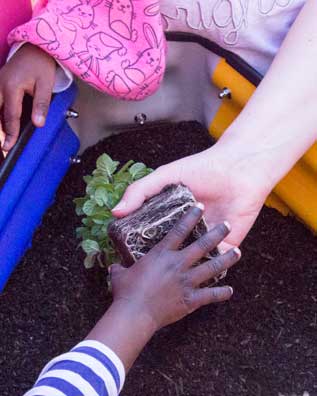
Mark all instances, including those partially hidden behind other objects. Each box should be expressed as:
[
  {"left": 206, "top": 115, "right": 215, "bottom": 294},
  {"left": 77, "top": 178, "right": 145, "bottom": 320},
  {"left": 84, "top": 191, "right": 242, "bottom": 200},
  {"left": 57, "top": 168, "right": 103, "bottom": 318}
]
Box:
[
  {"left": 62, "top": 0, "right": 306, "bottom": 150},
  {"left": 160, "top": 0, "right": 305, "bottom": 74}
]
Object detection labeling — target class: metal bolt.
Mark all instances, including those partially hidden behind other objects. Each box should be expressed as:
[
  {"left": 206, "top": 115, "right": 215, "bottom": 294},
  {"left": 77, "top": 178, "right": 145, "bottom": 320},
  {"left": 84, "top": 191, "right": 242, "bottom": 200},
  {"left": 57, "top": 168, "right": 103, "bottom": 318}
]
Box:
[
  {"left": 218, "top": 87, "right": 232, "bottom": 99},
  {"left": 134, "top": 113, "right": 147, "bottom": 125},
  {"left": 70, "top": 156, "right": 81, "bottom": 164},
  {"left": 66, "top": 109, "right": 79, "bottom": 119}
]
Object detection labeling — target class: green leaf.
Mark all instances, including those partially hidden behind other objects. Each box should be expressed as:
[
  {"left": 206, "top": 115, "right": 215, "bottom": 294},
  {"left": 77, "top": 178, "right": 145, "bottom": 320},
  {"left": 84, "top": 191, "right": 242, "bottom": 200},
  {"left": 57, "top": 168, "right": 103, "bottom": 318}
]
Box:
[
  {"left": 74, "top": 197, "right": 87, "bottom": 216},
  {"left": 114, "top": 172, "right": 132, "bottom": 186},
  {"left": 75, "top": 206, "right": 84, "bottom": 216},
  {"left": 101, "top": 218, "right": 113, "bottom": 234},
  {"left": 110, "top": 191, "right": 123, "bottom": 208},
  {"left": 83, "top": 175, "right": 93, "bottom": 184},
  {"left": 82, "top": 199, "right": 96, "bottom": 216},
  {"left": 105, "top": 193, "right": 117, "bottom": 210},
  {"left": 129, "top": 162, "right": 147, "bottom": 180},
  {"left": 114, "top": 181, "right": 128, "bottom": 191},
  {"left": 86, "top": 177, "right": 107, "bottom": 196},
  {"left": 77, "top": 227, "right": 92, "bottom": 240},
  {"left": 82, "top": 217, "right": 94, "bottom": 227},
  {"left": 76, "top": 226, "right": 86, "bottom": 238},
  {"left": 74, "top": 197, "right": 86, "bottom": 207},
  {"left": 90, "top": 176, "right": 108, "bottom": 187},
  {"left": 84, "top": 254, "right": 96, "bottom": 269},
  {"left": 92, "top": 217, "right": 106, "bottom": 225},
  {"left": 96, "top": 154, "right": 119, "bottom": 177},
  {"left": 90, "top": 207, "right": 112, "bottom": 224},
  {"left": 95, "top": 186, "right": 108, "bottom": 207},
  {"left": 91, "top": 224, "right": 102, "bottom": 237},
  {"left": 82, "top": 239, "right": 100, "bottom": 255},
  {"left": 99, "top": 239, "right": 108, "bottom": 250},
  {"left": 92, "top": 215, "right": 112, "bottom": 225},
  {"left": 92, "top": 169, "right": 109, "bottom": 181}
]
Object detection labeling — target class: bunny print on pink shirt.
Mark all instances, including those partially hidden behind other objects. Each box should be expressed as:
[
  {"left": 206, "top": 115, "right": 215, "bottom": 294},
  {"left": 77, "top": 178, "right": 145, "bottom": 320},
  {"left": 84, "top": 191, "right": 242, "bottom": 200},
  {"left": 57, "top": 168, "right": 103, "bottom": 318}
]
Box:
[
  {"left": 123, "top": 23, "right": 163, "bottom": 84},
  {"left": 62, "top": 0, "right": 103, "bottom": 30},
  {"left": 105, "top": 0, "right": 138, "bottom": 41},
  {"left": 105, "top": 23, "right": 163, "bottom": 98},
  {"left": 76, "top": 31, "right": 127, "bottom": 79}
]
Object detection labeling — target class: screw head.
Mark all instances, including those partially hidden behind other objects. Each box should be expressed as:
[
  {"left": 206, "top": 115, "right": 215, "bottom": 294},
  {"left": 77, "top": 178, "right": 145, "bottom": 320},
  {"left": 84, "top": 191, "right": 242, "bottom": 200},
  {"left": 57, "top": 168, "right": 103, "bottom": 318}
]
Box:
[
  {"left": 134, "top": 113, "right": 147, "bottom": 125},
  {"left": 70, "top": 156, "right": 81, "bottom": 164},
  {"left": 218, "top": 88, "right": 232, "bottom": 99},
  {"left": 66, "top": 109, "right": 79, "bottom": 119}
]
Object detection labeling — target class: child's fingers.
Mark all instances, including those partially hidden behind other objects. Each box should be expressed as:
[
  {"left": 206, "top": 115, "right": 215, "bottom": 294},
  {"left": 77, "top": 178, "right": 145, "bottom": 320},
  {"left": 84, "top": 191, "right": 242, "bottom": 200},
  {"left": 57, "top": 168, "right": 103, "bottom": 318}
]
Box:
[
  {"left": 189, "top": 286, "right": 233, "bottom": 310},
  {"left": 182, "top": 222, "right": 231, "bottom": 267},
  {"left": 187, "top": 247, "right": 241, "bottom": 287},
  {"left": 159, "top": 204, "right": 204, "bottom": 250},
  {"left": 2, "top": 87, "right": 23, "bottom": 151},
  {"left": 32, "top": 79, "right": 52, "bottom": 127}
]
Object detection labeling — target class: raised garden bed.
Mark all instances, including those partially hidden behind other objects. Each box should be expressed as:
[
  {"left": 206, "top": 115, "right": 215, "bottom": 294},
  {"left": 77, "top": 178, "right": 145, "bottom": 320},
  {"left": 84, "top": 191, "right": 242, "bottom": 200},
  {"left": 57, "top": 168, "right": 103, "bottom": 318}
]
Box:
[{"left": 0, "top": 121, "right": 316, "bottom": 396}]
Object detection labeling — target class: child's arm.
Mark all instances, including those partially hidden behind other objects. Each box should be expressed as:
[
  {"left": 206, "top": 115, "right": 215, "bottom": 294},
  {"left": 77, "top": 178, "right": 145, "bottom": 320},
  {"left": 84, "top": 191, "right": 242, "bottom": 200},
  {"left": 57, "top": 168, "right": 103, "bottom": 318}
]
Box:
[
  {"left": 0, "top": 44, "right": 56, "bottom": 151},
  {"left": 24, "top": 206, "right": 240, "bottom": 396}
]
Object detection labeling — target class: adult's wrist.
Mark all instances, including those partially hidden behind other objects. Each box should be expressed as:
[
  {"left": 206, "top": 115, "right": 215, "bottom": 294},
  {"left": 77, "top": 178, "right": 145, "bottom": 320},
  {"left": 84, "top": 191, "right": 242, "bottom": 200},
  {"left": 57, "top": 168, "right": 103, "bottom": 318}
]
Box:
[{"left": 206, "top": 134, "right": 276, "bottom": 199}]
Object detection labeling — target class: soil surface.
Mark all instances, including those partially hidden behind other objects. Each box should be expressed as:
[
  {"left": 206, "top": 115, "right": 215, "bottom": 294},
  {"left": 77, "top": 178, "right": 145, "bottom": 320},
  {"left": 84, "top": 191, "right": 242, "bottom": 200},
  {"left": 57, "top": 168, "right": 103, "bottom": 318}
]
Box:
[{"left": 0, "top": 121, "right": 316, "bottom": 396}]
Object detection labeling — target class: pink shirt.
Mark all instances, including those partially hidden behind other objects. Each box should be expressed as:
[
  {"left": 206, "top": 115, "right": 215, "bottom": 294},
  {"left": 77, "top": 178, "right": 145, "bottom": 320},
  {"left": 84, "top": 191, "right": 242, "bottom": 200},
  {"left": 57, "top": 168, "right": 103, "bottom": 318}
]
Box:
[{"left": 8, "top": 0, "right": 167, "bottom": 100}]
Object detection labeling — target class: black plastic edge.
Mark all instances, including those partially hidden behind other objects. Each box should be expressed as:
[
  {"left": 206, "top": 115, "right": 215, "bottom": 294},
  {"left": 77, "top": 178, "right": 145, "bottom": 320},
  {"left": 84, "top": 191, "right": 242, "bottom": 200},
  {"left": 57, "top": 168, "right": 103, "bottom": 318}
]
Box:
[
  {"left": 0, "top": 95, "right": 35, "bottom": 189},
  {"left": 166, "top": 32, "right": 263, "bottom": 87}
]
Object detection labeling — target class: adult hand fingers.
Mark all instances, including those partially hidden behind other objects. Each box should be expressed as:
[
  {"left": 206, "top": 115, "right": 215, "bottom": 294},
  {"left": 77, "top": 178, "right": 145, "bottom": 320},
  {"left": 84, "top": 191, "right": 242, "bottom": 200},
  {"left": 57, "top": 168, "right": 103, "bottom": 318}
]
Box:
[
  {"left": 187, "top": 247, "right": 241, "bottom": 287},
  {"left": 112, "top": 164, "right": 180, "bottom": 217},
  {"left": 182, "top": 222, "right": 231, "bottom": 266},
  {"left": 218, "top": 240, "right": 235, "bottom": 254},
  {"left": 32, "top": 79, "right": 52, "bottom": 127},
  {"left": 188, "top": 286, "right": 233, "bottom": 311},
  {"left": 159, "top": 203, "right": 204, "bottom": 250},
  {"left": 2, "top": 86, "right": 23, "bottom": 151}
]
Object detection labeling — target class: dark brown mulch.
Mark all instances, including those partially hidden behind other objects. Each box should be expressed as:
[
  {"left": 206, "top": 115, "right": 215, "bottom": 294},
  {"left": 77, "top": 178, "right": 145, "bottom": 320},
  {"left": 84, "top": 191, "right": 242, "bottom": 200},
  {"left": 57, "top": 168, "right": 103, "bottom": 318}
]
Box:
[{"left": 0, "top": 121, "right": 316, "bottom": 396}]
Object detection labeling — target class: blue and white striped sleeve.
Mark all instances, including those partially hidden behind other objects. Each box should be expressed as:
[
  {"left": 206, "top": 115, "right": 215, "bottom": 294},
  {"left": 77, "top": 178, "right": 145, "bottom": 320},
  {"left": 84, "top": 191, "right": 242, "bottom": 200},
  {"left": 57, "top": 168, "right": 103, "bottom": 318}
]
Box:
[{"left": 23, "top": 340, "right": 126, "bottom": 396}]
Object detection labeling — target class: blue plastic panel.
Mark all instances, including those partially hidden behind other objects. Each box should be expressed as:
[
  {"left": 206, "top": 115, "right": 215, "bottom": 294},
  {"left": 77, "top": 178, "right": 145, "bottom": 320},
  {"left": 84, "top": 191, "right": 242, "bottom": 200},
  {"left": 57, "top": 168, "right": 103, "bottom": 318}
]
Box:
[
  {"left": 0, "top": 85, "right": 80, "bottom": 291},
  {"left": 0, "top": 85, "right": 78, "bottom": 232}
]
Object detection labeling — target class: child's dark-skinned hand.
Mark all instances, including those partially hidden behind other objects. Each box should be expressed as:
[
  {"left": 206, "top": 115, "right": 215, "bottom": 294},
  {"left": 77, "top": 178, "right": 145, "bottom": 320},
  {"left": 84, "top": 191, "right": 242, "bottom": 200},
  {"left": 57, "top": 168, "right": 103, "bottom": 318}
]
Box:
[
  {"left": 109, "top": 204, "right": 241, "bottom": 331},
  {"left": 0, "top": 44, "right": 56, "bottom": 151}
]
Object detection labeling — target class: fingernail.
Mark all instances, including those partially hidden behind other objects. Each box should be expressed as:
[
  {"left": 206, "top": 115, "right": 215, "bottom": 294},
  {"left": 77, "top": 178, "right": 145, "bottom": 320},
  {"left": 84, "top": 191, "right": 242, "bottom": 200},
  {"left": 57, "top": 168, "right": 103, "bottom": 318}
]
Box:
[
  {"left": 113, "top": 201, "right": 127, "bottom": 212},
  {"left": 223, "top": 221, "right": 231, "bottom": 232},
  {"left": 195, "top": 202, "right": 205, "bottom": 211},
  {"left": 34, "top": 114, "right": 45, "bottom": 126},
  {"left": 233, "top": 247, "right": 241, "bottom": 257},
  {"left": 228, "top": 286, "right": 234, "bottom": 295},
  {"left": 2, "top": 141, "right": 9, "bottom": 151}
]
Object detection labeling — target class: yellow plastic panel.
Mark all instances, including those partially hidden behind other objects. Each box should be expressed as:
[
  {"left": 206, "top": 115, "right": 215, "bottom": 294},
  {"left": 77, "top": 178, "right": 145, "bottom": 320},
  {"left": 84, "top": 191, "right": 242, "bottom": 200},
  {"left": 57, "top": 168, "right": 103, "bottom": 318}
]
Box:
[{"left": 209, "top": 59, "right": 317, "bottom": 233}]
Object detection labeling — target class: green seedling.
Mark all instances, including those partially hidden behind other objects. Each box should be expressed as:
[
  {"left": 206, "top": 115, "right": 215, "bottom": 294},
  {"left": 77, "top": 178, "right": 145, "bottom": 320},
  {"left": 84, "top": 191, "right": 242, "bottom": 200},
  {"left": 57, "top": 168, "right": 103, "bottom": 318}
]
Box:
[{"left": 74, "top": 153, "right": 152, "bottom": 269}]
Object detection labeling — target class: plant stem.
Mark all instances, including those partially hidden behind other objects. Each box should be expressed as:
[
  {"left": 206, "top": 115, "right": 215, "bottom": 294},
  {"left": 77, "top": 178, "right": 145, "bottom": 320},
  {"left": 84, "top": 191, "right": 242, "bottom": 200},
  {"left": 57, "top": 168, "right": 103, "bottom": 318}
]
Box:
[{"left": 117, "top": 160, "right": 134, "bottom": 175}]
